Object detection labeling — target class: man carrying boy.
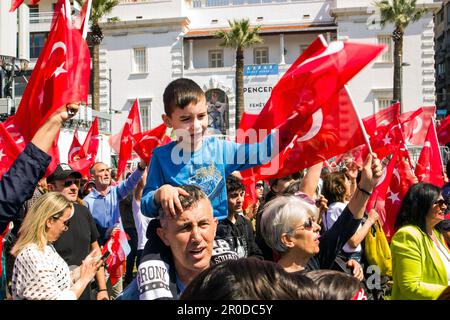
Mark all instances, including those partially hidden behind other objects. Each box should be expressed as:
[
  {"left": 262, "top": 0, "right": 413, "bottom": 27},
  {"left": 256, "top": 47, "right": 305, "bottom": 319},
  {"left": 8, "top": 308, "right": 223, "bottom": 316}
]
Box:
[{"left": 141, "top": 78, "right": 301, "bottom": 220}]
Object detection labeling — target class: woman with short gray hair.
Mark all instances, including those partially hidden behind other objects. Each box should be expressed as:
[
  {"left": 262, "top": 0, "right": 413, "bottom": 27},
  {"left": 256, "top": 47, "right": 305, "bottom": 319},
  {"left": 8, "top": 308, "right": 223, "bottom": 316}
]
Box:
[{"left": 260, "top": 154, "right": 383, "bottom": 275}]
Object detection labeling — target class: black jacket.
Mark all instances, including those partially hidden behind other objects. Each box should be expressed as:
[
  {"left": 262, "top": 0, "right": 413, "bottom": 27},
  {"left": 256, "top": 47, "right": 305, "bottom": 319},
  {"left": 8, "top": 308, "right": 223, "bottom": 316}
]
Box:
[
  {"left": 0, "top": 142, "right": 50, "bottom": 233},
  {"left": 216, "top": 214, "right": 263, "bottom": 259}
]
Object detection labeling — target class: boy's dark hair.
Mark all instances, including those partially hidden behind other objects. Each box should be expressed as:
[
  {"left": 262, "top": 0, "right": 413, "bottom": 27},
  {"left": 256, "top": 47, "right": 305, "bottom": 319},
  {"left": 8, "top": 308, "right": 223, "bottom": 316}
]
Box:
[
  {"left": 305, "top": 269, "right": 362, "bottom": 300},
  {"left": 226, "top": 175, "right": 245, "bottom": 194},
  {"left": 163, "top": 78, "right": 205, "bottom": 116}
]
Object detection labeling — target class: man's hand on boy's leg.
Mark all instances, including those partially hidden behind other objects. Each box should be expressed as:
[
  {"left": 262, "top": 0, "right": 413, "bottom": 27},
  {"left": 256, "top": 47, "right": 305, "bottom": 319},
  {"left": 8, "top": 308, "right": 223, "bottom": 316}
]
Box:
[{"left": 155, "top": 185, "right": 190, "bottom": 218}]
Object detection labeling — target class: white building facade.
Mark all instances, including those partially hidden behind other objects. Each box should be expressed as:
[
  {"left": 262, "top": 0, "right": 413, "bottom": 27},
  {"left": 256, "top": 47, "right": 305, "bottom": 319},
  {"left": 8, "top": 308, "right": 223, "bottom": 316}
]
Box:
[
  {"left": 1, "top": 0, "right": 442, "bottom": 150},
  {"left": 101, "top": 0, "right": 441, "bottom": 137}
]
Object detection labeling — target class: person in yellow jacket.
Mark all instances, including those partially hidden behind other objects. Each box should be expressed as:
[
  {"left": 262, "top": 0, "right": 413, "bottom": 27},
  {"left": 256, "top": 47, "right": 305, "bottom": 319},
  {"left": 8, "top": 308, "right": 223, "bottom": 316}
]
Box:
[{"left": 391, "top": 183, "right": 450, "bottom": 300}]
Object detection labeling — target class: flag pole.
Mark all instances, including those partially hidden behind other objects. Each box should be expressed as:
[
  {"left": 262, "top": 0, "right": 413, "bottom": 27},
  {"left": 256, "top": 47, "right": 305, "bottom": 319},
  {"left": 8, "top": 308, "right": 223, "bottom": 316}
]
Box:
[
  {"left": 431, "top": 118, "right": 445, "bottom": 176},
  {"left": 82, "top": 0, "right": 92, "bottom": 40},
  {"left": 344, "top": 85, "right": 374, "bottom": 155}
]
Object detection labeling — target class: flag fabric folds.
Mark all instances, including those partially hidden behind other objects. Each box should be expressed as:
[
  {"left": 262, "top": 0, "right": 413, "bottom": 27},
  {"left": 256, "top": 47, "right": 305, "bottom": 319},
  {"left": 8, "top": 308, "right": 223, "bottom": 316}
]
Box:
[
  {"left": 2, "top": 0, "right": 90, "bottom": 177},
  {"left": 437, "top": 115, "right": 450, "bottom": 146},
  {"left": 116, "top": 100, "right": 142, "bottom": 178},
  {"left": 415, "top": 121, "right": 444, "bottom": 187},
  {"left": 133, "top": 123, "right": 170, "bottom": 164},
  {"left": 101, "top": 228, "right": 131, "bottom": 286}
]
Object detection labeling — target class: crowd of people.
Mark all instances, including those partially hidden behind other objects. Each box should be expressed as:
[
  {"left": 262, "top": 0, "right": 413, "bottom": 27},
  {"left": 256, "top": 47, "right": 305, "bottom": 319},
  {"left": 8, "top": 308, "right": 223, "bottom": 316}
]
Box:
[{"left": 1, "top": 78, "right": 450, "bottom": 300}]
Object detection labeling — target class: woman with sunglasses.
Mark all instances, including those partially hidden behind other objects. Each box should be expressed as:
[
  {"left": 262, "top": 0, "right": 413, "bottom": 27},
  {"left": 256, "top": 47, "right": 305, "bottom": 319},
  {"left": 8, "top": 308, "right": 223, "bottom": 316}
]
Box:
[
  {"left": 260, "top": 154, "right": 382, "bottom": 277},
  {"left": 10, "top": 192, "right": 103, "bottom": 300},
  {"left": 391, "top": 183, "right": 450, "bottom": 300}
]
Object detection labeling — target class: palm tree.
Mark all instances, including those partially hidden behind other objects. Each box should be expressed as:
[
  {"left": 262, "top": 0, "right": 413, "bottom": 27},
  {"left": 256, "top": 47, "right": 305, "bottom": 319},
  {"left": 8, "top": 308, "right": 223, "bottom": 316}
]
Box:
[
  {"left": 80, "top": 0, "right": 119, "bottom": 111},
  {"left": 375, "top": 0, "right": 427, "bottom": 108},
  {"left": 215, "top": 19, "right": 262, "bottom": 126}
]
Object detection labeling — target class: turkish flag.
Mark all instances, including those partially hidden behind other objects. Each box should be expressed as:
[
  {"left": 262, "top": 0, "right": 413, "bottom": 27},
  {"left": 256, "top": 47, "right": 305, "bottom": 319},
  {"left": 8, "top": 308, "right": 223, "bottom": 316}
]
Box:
[
  {"left": 102, "top": 228, "right": 130, "bottom": 286},
  {"left": 5, "top": 0, "right": 90, "bottom": 177},
  {"left": 255, "top": 88, "right": 367, "bottom": 179},
  {"left": 251, "top": 35, "right": 385, "bottom": 133},
  {"left": 68, "top": 128, "right": 85, "bottom": 164},
  {"left": 415, "top": 121, "right": 444, "bottom": 186},
  {"left": 368, "top": 145, "right": 417, "bottom": 241},
  {"left": 399, "top": 106, "right": 436, "bottom": 145},
  {"left": 236, "top": 35, "right": 384, "bottom": 180},
  {"left": 69, "top": 118, "right": 99, "bottom": 177},
  {"left": 116, "top": 99, "right": 142, "bottom": 178},
  {"left": 336, "top": 103, "right": 402, "bottom": 166},
  {"left": 437, "top": 115, "right": 450, "bottom": 146},
  {"left": 132, "top": 123, "right": 170, "bottom": 163}
]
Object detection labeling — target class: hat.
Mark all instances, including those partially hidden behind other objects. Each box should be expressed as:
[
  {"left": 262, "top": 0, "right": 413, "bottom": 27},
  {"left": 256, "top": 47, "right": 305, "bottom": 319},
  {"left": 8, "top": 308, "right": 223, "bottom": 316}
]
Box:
[
  {"left": 83, "top": 179, "right": 96, "bottom": 192},
  {"left": 47, "top": 163, "right": 82, "bottom": 184}
]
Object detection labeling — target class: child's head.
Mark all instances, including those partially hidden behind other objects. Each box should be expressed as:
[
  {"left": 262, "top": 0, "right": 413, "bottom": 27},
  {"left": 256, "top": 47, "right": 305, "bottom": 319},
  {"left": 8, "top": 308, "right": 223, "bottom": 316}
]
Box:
[
  {"left": 226, "top": 175, "right": 245, "bottom": 215},
  {"left": 162, "top": 78, "right": 208, "bottom": 150}
]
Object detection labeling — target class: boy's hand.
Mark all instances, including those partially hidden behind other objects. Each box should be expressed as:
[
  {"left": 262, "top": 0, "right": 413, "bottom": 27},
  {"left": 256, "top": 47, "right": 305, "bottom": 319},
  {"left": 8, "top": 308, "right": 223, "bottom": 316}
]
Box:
[{"left": 156, "top": 185, "right": 190, "bottom": 218}]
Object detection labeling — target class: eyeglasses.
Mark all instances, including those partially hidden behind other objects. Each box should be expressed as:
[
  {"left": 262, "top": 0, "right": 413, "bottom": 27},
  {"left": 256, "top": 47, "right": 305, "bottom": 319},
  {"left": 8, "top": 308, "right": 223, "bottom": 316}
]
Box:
[
  {"left": 255, "top": 183, "right": 264, "bottom": 189},
  {"left": 64, "top": 179, "right": 80, "bottom": 187},
  {"left": 289, "top": 216, "right": 315, "bottom": 234},
  {"left": 434, "top": 199, "right": 446, "bottom": 207}
]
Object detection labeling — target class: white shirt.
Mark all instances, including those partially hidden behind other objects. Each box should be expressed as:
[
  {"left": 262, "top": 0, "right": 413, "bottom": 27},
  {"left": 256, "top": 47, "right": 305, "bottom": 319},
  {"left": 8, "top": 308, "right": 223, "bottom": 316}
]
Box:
[
  {"left": 323, "top": 201, "right": 361, "bottom": 253},
  {"left": 432, "top": 239, "right": 450, "bottom": 285},
  {"left": 133, "top": 197, "right": 152, "bottom": 250},
  {"left": 12, "top": 243, "right": 76, "bottom": 300}
]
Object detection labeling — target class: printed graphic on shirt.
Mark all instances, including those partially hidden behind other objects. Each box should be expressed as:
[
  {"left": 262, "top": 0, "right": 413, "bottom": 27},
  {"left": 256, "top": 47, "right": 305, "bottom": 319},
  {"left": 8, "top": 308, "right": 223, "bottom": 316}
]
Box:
[
  {"left": 187, "top": 163, "right": 223, "bottom": 202},
  {"left": 137, "top": 260, "right": 172, "bottom": 300},
  {"left": 211, "top": 237, "right": 245, "bottom": 265}
]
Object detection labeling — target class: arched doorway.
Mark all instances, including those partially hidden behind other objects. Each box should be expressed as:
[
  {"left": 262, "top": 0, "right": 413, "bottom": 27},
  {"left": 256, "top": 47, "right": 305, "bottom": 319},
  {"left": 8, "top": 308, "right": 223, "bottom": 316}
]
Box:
[{"left": 205, "top": 89, "right": 229, "bottom": 135}]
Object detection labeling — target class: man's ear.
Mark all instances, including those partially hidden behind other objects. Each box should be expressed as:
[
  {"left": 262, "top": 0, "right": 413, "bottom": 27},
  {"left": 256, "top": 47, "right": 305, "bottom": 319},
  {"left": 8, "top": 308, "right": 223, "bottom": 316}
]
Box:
[
  {"left": 47, "top": 183, "right": 56, "bottom": 192},
  {"left": 156, "top": 227, "right": 170, "bottom": 246},
  {"left": 162, "top": 114, "right": 172, "bottom": 128}
]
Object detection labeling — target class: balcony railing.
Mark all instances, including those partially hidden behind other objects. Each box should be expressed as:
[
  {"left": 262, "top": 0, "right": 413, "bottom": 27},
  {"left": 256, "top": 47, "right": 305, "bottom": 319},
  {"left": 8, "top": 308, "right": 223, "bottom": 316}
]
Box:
[
  {"left": 29, "top": 11, "right": 53, "bottom": 24},
  {"left": 193, "top": 0, "right": 289, "bottom": 8}
]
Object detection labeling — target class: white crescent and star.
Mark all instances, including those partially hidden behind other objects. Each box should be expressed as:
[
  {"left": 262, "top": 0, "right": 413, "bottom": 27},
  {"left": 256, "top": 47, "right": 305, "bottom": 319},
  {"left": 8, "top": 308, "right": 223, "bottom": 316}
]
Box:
[
  {"left": 49, "top": 42, "right": 68, "bottom": 78},
  {"left": 68, "top": 146, "right": 81, "bottom": 160}
]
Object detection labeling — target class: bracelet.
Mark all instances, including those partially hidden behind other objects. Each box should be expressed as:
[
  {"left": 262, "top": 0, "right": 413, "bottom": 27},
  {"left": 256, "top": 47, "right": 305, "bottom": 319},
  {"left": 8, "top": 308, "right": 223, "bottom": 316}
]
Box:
[
  {"left": 98, "top": 289, "right": 108, "bottom": 292},
  {"left": 357, "top": 185, "right": 372, "bottom": 196}
]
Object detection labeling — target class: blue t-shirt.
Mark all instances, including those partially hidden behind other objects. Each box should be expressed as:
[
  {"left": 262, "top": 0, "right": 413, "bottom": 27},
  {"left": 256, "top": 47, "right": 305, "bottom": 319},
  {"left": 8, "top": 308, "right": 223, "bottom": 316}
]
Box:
[{"left": 141, "top": 135, "right": 274, "bottom": 221}]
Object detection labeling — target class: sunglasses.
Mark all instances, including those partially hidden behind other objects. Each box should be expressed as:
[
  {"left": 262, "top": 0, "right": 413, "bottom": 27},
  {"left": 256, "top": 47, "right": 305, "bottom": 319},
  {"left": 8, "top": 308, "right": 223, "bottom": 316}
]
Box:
[
  {"left": 255, "top": 183, "right": 264, "bottom": 188},
  {"left": 289, "top": 216, "right": 315, "bottom": 234},
  {"left": 64, "top": 179, "right": 80, "bottom": 187}
]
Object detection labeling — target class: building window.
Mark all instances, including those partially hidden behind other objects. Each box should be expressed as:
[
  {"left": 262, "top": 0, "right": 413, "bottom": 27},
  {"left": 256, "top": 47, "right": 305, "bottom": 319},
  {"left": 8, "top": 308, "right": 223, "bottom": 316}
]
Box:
[
  {"left": 139, "top": 99, "right": 151, "bottom": 131},
  {"left": 438, "top": 63, "right": 446, "bottom": 76},
  {"left": 209, "top": 50, "right": 223, "bottom": 68},
  {"left": 28, "top": 4, "right": 39, "bottom": 23},
  {"left": 132, "top": 47, "right": 148, "bottom": 74},
  {"left": 377, "top": 98, "right": 391, "bottom": 110},
  {"left": 30, "top": 32, "right": 48, "bottom": 59},
  {"left": 377, "top": 35, "right": 393, "bottom": 63},
  {"left": 254, "top": 47, "right": 269, "bottom": 65}
]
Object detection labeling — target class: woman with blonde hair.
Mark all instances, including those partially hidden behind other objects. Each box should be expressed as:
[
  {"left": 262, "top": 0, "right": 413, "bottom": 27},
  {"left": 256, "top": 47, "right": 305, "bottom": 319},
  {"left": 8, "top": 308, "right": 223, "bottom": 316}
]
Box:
[{"left": 11, "top": 192, "right": 103, "bottom": 300}]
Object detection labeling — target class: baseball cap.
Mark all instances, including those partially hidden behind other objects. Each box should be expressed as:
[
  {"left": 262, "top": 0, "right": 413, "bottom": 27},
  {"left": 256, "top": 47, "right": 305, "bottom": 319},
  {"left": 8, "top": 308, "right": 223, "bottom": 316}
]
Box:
[{"left": 47, "top": 163, "right": 82, "bottom": 184}]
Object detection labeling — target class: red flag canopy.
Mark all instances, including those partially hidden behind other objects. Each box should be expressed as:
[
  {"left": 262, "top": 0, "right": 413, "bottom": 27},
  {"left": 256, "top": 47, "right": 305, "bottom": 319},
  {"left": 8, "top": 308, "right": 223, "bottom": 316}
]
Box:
[
  {"left": 69, "top": 118, "right": 100, "bottom": 178},
  {"left": 399, "top": 106, "right": 436, "bottom": 146}
]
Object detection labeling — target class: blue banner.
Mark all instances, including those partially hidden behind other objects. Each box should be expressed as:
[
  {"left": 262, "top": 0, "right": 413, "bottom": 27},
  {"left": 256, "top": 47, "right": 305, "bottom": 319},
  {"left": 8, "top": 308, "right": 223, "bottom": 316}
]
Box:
[{"left": 244, "top": 64, "right": 279, "bottom": 76}]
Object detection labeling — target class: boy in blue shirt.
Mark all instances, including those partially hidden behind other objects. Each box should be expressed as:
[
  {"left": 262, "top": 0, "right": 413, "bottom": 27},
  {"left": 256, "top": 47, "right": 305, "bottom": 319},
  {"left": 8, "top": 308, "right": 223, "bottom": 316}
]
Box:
[{"left": 141, "top": 78, "right": 300, "bottom": 220}]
